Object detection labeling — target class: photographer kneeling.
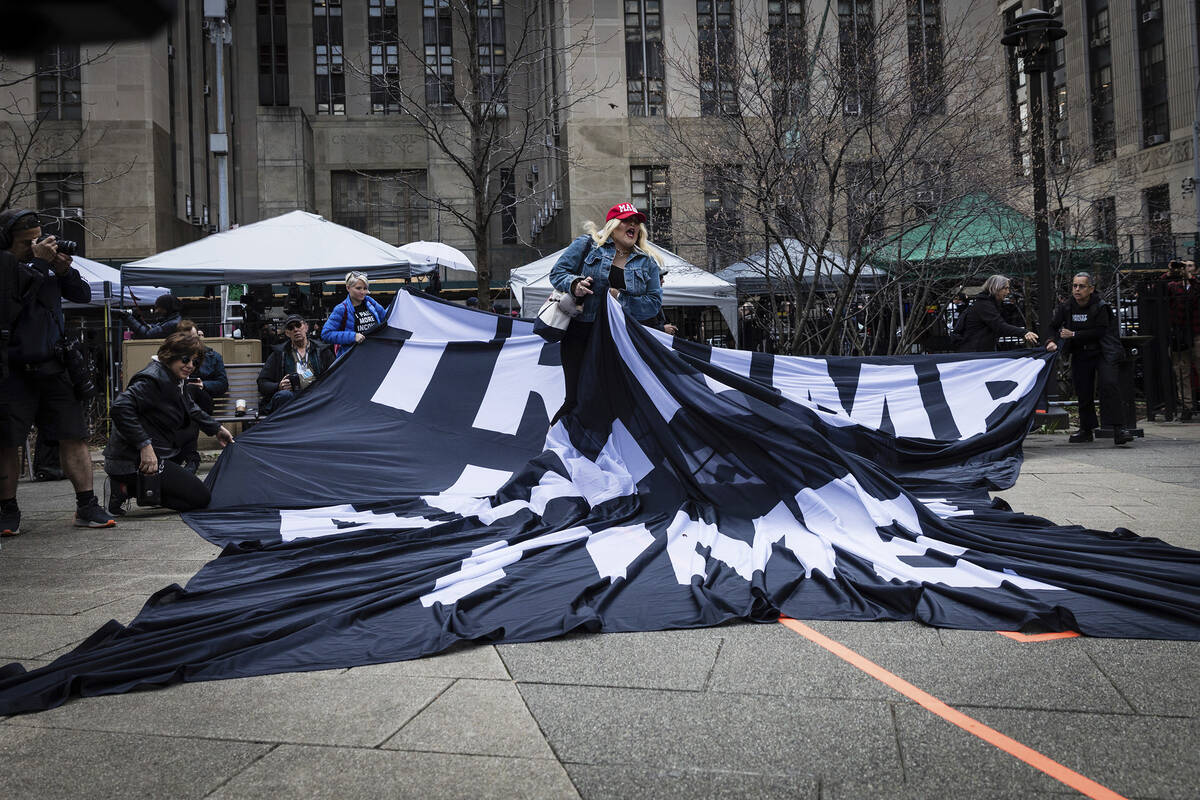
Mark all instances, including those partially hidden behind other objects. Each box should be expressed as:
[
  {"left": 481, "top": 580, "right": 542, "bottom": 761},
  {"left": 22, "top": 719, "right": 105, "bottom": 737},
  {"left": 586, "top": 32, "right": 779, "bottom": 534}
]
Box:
[{"left": 104, "top": 332, "right": 234, "bottom": 515}]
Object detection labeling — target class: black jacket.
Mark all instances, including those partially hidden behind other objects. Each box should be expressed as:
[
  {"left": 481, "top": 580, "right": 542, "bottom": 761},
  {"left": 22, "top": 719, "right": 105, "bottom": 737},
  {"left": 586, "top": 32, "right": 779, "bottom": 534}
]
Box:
[
  {"left": 194, "top": 346, "right": 228, "bottom": 396},
  {"left": 1050, "top": 297, "right": 1122, "bottom": 363},
  {"left": 956, "top": 294, "right": 1029, "bottom": 353},
  {"left": 257, "top": 339, "right": 334, "bottom": 399},
  {"left": 5, "top": 256, "right": 90, "bottom": 365},
  {"left": 125, "top": 311, "right": 181, "bottom": 339},
  {"left": 104, "top": 359, "right": 220, "bottom": 475}
]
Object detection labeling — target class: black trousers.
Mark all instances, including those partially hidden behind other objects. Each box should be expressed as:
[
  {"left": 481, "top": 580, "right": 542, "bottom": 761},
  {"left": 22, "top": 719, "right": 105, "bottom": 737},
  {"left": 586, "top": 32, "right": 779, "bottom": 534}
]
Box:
[
  {"left": 552, "top": 320, "right": 594, "bottom": 425},
  {"left": 1072, "top": 350, "right": 1121, "bottom": 431},
  {"left": 112, "top": 460, "right": 211, "bottom": 512}
]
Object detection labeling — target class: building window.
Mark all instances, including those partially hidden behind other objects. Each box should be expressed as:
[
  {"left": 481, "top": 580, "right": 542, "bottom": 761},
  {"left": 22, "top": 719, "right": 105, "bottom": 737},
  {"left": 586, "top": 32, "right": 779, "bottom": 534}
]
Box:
[
  {"left": 768, "top": 0, "right": 806, "bottom": 114},
  {"left": 313, "top": 0, "right": 345, "bottom": 115},
  {"left": 1046, "top": 3, "right": 1068, "bottom": 167},
  {"left": 369, "top": 0, "right": 400, "bottom": 113},
  {"left": 423, "top": 0, "right": 454, "bottom": 106},
  {"left": 846, "top": 161, "right": 883, "bottom": 244},
  {"left": 500, "top": 168, "right": 517, "bottom": 244},
  {"left": 1137, "top": 2, "right": 1167, "bottom": 146},
  {"left": 35, "top": 45, "right": 81, "bottom": 121},
  {"left": 257, "top": 0, "right": 289, "bottom": 106},
  {"left": 838, "top": 0, "right": 875, "bottom": 117},
  {"left": 1092, "top": 196, "right": 1116, "bottom": 247},
  {"left": 704, "top": 165, "right": 742, "bottom": 270},
  {"left": 37, "top": 173, "right": 85, "bottom": 256},
  {"left": 1004, "top": 6, "right": 1026, "bottom": 165},
  {"left": 478, "top": 0, "right": 506, "bottom": 110},
  {"left": 1090, "top": 63, "right": 1114, "bottom": 162},
  {"left": 906, "top": 0, "right": 943, "bottom": 115},
  {"left": 331, "top": 171, "right": 428, "bottom": 244},
  {"left": 625, "top": 0, "right": 665, "bottom": 117},
  {"left": 697, "top": 0, "right": 738, "bottom": 117},
  {"left": 631, "top": 165, "right": 671, "bottom": 249},
  {"left": 1145, "top": 184, "right": 1171, "bottom": 263}
]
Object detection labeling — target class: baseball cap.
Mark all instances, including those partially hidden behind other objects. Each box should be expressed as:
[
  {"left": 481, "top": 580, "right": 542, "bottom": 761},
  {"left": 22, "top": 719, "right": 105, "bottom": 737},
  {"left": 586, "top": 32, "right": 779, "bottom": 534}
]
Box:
[
  {"left": 606, "top": 202, "right": 646, "bottom": 224},
  {"left": 283, "top": 313, "right": 305, "bottom": 328}
]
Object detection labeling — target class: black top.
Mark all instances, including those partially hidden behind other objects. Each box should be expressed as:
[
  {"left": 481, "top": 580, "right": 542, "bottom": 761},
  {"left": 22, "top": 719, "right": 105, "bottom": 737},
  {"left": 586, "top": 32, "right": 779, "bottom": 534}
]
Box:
[
  {"left": 353, "top": 302, "right": 379, "bottom": 335},
  {"left": 1049, "top": 298, "right": 1121, "bottom": 362},
  {"left": 104, "top": 359, "right": 220, "bottom": 475},
  {"left": 608, "top": 265, "right": 626, "bottom": 291},
  {"left": 956, "top": 295, "right": 1027, "bottom": 353}
]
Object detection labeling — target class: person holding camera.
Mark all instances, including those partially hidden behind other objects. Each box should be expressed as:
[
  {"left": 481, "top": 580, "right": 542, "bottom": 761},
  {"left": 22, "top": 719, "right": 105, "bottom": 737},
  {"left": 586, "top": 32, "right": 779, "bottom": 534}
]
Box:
[
  {"left": 114, "top": 292, "right": 182, "bottom": 339},
  {"left": 0, "top": 209, "right": 113, "bottom": 534},
  {"left": 257, "top": 314, "right": 333, "bottom": 415},
  {"left": 104, "top": 332, "right": 234, "bottom": 515},
  {"left": 174, "top": 320, "right": 228, "bottom": 473}
]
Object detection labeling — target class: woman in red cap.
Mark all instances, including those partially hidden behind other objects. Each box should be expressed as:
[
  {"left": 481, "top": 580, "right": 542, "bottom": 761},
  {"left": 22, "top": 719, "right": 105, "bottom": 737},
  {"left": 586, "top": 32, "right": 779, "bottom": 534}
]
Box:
[{"left": 548, "top": 202, "right": 666, "bottom": 423}]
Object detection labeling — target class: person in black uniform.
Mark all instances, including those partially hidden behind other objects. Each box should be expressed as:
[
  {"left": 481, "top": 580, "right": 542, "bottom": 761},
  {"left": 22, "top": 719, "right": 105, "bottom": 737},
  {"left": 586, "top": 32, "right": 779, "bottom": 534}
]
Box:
[
  {"left": 956, "top": 275, "right": 1040, "bottom": 352},
  {"left": 1046, "top": 271, "right": 1132, "bottom": 445}
]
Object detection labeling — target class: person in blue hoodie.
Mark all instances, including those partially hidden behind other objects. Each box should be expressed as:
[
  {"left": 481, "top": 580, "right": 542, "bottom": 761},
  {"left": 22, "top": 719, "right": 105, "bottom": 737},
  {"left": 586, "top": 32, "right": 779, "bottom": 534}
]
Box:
[
  {"left": 321, "top": 271, "right": 386, "bottom": 356},
  {"left": 548, "top": 202, "right": 666, "bottom": 424}
]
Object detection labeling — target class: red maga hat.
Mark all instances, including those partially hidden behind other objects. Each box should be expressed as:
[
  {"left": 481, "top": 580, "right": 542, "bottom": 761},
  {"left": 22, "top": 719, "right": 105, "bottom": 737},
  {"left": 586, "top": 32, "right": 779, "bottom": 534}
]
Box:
[{"left": 606, "top": 202, "right": 646, "bottom": 224}]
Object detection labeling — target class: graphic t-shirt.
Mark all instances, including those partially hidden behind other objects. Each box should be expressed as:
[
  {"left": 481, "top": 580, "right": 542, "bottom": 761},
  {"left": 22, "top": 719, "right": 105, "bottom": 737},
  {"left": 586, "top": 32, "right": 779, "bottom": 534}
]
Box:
[{"left": 353, "top": 302, "right": 379, "bottom": 336}]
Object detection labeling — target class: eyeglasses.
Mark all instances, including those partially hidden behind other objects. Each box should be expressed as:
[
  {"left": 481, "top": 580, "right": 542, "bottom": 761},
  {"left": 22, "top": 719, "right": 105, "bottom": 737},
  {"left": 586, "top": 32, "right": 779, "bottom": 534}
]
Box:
[{"left": 177, "top": 356, "right": 200, "bottom": 366}]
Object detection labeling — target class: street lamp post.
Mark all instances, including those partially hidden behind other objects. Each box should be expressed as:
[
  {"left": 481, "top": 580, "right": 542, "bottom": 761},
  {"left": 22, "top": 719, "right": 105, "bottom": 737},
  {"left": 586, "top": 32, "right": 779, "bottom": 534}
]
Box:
[{"left": 1003, "top": 9, "right": 1067, "bottom": 404}]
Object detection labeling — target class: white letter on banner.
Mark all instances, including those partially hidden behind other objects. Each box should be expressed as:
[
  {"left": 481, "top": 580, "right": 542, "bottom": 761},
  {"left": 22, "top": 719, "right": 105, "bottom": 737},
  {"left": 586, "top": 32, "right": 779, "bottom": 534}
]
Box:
[
  {"left": 936, "top": 357, "right": 1045, "bottom": 439},
  {"left": 849, "top": 364, "right": 935, "bottom": 439},
  {"left": 473, "top": 338, "right": 565, "bottom": 434},
  {"left": 771, "top": 357, "right": 848, "bottom": 417},
  {"left": 370, "top": 340, "right": 446, "bottom": 412}
]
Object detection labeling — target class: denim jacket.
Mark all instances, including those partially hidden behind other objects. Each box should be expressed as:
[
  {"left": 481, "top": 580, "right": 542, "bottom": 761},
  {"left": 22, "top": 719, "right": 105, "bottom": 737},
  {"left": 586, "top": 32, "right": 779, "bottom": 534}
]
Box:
[{"left": 549, "top": 235, "right": 663, "bottom": 323}]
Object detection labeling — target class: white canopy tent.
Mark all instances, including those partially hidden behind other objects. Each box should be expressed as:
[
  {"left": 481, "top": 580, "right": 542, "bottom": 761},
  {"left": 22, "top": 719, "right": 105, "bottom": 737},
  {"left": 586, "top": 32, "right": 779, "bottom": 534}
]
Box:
[
  {"left": 509, "top": 244, "right": 739, "bottom": 343},
  {"left": 716, "top": 238, "right": 884, "bottom": 293},
  {"left": 399, "top": 241, "right": 476, "bottom": 274},
  {"left": 65, "top": 255, "right": 168, "bottom": 308},
  {"left": 121, "top": 210, "right": 426, "bottom": 286}
]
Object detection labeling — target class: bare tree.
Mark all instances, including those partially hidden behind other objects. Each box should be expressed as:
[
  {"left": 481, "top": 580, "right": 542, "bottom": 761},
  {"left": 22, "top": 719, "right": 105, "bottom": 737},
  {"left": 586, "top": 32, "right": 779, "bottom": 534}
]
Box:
[
  {"left": 344, "top": 1, "right": 613, "bottom": 308},
  {"left": 0, "top": 45, "right": 138, "bottom": 243},
  {"left": 658, "top": 0, "right": 1016, "bottom": 355}
]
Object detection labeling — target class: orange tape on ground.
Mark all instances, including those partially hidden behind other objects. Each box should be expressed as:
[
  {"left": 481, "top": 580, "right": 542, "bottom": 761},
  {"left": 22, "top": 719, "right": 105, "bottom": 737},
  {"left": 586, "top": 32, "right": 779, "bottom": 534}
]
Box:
[
  {"left": 777, "top": 617, "right": 1128, "bottom": 800},
  {"left": 997, "top": 630, "right": 1082, "bottom": 642}
]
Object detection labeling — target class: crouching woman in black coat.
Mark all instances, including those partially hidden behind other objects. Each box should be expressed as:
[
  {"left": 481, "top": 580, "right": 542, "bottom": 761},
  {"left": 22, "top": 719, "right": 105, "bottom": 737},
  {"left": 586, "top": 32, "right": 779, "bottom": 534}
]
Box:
[{"left": 104, "top": 332, "right": 235, "bottom": 515}]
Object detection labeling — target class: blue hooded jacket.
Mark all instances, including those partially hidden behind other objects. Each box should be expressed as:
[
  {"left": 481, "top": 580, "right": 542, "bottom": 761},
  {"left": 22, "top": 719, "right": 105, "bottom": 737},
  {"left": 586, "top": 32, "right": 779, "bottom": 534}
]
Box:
[{"left": 321, "top": 295, "right": 386, "bottom": 353}]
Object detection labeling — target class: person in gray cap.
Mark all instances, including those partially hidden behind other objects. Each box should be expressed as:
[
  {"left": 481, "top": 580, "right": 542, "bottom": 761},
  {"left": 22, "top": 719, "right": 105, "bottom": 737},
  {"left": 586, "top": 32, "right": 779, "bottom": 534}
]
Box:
[{"left": 256, "top": 314, "right": 333, "bottom": 415}]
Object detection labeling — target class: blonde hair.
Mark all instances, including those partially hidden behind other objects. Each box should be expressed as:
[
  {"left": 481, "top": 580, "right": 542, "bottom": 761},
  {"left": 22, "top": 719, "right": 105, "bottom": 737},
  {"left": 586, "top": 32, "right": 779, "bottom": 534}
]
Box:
[
  {"left": 345, "top": 271, "right": 370, "bottom": 289},
  {"left": 583, "top": 217, "right": 666, "bottom": 268}
]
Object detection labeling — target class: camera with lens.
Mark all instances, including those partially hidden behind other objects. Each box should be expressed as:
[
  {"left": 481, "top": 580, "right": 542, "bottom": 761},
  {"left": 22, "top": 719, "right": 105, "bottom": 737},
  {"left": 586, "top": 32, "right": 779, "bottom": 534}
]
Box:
[
  {"left": 55, "top": 239, "right": 78, "bottom": 256},
  {"left": 54, "top": 337, "right": 96, "bottom": 400}
]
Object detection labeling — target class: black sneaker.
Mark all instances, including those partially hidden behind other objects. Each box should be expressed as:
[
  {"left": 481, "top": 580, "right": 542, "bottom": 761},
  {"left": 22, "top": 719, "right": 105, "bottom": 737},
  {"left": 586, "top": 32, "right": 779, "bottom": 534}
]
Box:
[
  {"left": 1068, "top": 429, "right": 1094, "bottom": 443},
  {"left": 0, "top": 507, "right": 19, "bottom": 537},
  {"left": 74, "top": 499, "right": 117, "bottom": 529},
  {"left": 107, "top": 486, "right": 128, "bottom": 517},
  {"left": 1113, "top": 427, "right": 1134, "bottom": 446}
]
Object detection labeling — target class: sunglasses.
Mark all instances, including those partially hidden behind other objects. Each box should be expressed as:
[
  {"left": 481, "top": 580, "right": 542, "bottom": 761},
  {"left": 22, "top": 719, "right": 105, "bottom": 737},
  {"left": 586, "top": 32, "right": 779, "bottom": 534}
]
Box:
[
  {"left": 286, "top": 323, "right": 303, "bottom": 331},
  {"left": 176, "top": 355, "right": 201, "bottom": 366}
]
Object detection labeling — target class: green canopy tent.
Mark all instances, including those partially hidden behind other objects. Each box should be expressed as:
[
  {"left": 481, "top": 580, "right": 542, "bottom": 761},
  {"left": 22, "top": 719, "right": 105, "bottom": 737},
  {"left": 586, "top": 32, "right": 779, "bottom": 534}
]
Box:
[{"left": 869, "top": 193, "right": 1116, "bottom": 275}]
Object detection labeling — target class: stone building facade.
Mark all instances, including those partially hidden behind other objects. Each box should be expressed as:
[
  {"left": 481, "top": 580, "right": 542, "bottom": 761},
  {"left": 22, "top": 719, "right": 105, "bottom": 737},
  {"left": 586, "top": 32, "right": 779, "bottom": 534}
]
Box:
[{"left": 1, "top": 0, "right": 1194, "bottom": 276}]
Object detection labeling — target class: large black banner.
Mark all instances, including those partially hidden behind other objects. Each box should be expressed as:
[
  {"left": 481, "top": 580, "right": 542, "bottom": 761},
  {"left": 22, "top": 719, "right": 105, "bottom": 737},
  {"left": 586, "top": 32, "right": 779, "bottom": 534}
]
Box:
[{"left": 1, "top": 293, "right": 1196, "bottom": 716}]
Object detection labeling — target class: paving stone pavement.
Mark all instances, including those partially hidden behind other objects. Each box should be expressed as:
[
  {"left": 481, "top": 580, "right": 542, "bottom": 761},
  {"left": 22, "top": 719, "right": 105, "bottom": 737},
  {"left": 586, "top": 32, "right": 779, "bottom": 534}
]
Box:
[{"left": 1, "top": 423, "right": 1198, "bottom": 799}]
